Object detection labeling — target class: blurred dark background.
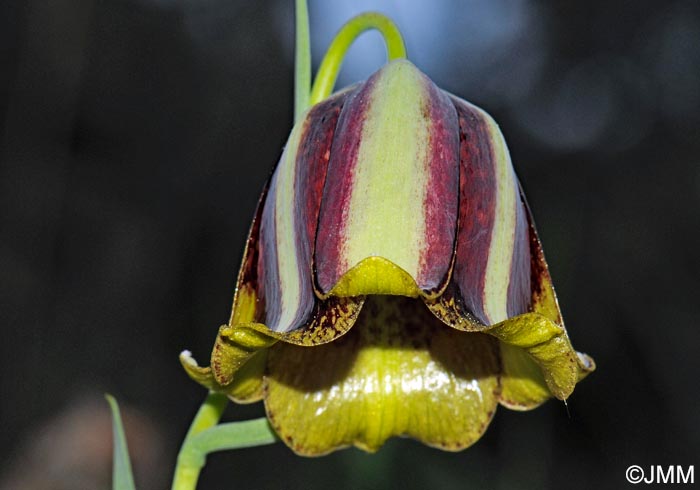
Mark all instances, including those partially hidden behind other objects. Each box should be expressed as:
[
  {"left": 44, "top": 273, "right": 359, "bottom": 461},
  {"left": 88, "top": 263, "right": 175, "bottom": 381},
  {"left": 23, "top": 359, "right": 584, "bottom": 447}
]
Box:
[{"left": 1, "top": 0, "right": 698, "bottom": 488}]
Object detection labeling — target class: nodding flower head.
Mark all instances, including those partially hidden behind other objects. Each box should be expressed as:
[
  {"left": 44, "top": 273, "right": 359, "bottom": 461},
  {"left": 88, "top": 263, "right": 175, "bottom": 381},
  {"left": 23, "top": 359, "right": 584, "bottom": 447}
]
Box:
[{"left": 181, "top": 59, "right": 594, "bottom": 456}]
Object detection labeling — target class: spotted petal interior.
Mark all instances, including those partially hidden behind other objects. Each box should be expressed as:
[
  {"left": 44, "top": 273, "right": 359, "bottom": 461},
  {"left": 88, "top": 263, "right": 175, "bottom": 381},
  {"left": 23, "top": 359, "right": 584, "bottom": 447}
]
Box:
[{"left": 264, "top": 296, "right": 501, "bottom": 456}]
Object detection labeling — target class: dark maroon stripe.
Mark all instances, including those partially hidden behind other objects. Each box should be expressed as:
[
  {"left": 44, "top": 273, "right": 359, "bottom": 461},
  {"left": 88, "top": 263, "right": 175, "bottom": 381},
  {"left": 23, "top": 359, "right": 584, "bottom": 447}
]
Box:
[
  {"left": 314, "top": 76, "right": 377, "bottom": 294},
  {"left": 288, "top": 90, "right": 350, "bottom": 328},
  {"left": 295, "top": 91, "right": 349, "bottom": 258},
  {"left": 506, "top": 183, "right": 531, "bottom": 317},
  {"left": 417, "top": 78, "right": 460, "bottom": 293},
  {"left": 260, "top": 91, "right": 354, "bottom": 332},
  {"left": 449, "top": 96, "right": 498, "bottom": 325}
]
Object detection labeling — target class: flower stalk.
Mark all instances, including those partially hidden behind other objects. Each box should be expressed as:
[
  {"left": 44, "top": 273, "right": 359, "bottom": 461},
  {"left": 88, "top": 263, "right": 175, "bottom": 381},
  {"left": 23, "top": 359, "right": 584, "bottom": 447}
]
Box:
[
  {"left": 293, "top": 0, "right": 311, "bottom": 122},
  {"left": 309, "top": 12, "right": 407, "bottom": 105},
  {"left": 171, "top": 393, "right": 277, "bottom": 490},
  {"left": 171, "top": 393, "right": 227, "bottom": 490}
]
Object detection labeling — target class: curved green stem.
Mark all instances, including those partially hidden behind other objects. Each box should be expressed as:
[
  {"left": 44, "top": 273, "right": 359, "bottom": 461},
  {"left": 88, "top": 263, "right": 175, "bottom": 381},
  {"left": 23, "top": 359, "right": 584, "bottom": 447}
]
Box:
[
  {"left": 171, "top": 392, "right": 278, "bottom": 490},
  {"left": 172, "top": 392, "right": 228, "bottom": 490},
  {"left": 187, "top": 418, "right": 278, "bottom": 455},
  {"left": 294, "top": 0, "right": 311, "bottom": 122},
  {"left": 310, "top": 12, "right": 407, "bottom": 105}
]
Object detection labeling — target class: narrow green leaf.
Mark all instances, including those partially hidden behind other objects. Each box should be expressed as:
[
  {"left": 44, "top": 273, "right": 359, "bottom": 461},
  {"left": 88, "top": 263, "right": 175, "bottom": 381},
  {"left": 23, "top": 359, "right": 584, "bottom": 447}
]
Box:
[{"left": 106, "top": 394, "right": 137, "bottom": 490}]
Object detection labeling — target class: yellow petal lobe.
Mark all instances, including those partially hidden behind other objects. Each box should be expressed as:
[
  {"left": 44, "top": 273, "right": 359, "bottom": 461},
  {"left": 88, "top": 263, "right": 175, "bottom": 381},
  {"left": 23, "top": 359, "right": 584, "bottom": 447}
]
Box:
[
  {"left": 264, "top": 296, "right": 501, "bottom": 456},
  {"left": 484, "top": 313, "right": 595, "bottom": 401},
  {"left": 498, "top": 343, "right": 550, "bottom": 410},
  {"left": 325, "top": 256, "right": 422, "bottom": 298},
  {"left": 179, "top": 349, "right": 268, "bottom": 403}
]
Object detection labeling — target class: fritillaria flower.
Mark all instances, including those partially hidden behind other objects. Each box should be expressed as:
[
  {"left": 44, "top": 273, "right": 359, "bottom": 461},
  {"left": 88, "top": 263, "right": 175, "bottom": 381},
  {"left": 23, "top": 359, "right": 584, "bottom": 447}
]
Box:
[{"left": 181, "top": 59, "right": 594, "bottom": 456}]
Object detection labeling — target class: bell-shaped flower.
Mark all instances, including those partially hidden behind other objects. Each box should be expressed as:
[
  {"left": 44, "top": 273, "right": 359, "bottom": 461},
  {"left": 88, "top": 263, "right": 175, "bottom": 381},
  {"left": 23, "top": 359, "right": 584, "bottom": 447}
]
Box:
[{"left": 181, "top": 59, "right": 594, "bottom": 456}]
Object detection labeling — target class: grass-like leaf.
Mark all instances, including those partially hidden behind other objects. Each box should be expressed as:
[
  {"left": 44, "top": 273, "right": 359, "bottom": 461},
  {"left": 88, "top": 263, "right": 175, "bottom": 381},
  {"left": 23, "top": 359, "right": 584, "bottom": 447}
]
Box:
[{"left": 106, "top": 394, "right": 137, "bottom": 490}]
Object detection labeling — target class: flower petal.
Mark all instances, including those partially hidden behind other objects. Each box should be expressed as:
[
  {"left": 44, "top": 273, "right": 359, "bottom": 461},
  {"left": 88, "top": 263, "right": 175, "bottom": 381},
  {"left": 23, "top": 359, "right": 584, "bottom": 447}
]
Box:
[
  {"left": 419, "top": 97, "right": 595, "bottom": 406},
  {"left": 425, "top": 96, "right": 530, "bottom": 328},
  {"left": 523, "top": 192, "right": 564, "bottom": 325},
  {"left": 314, "top": 60, "right": 460, "bottom": 299},
  {"left": 233, "top": 86, "right": 368, "bottom": 340},
  {"left": 264, "top": 296, "right": 501, "bottom": 456},
  {"left": 209, "top": 297, "right": 366, "bottom": 387},
  {"left": 483, "top": 313, "right": 595, "bottom": 401},
  {"left": 180, "top": 91, "right": 369, "bottom": 395},
  {"left": 498, "top": 189, "right": 571, "bottom": 409},
  {"left": 497, "top": 343, "right": 551, "bottom": 410},
  {"left": 182, "top": 294, "right": 368, "bottom": 397},
  {"left": 240, "top": 89, "right": 369, "bottom": 342},
  {"left": 180, "top": 178, "right": 274, "bottom": 401},
  {"left": 258, "top": 89, "right": 353, "bottom": 333},
  {"left": 179, "top": 349, "right": 269, "bottom": 403}
]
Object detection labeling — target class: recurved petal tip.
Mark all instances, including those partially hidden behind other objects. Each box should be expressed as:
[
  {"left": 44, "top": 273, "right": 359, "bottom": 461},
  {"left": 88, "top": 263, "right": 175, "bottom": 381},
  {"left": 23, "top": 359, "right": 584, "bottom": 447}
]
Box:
[
  {"left": 576, "top": 351, "right": 596, "bottom": 380},
  {"left": 484, "top": 313, "right": 595, "bottom": 403},
  {"left": 179, "top": 350, "right": 218, "bottom": 391},
  {"left": 180, "top": 338, "right": 270, "bottom": 404},
  {"left": 211, "top": 324, "right": 278, "bottom": 386}
]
